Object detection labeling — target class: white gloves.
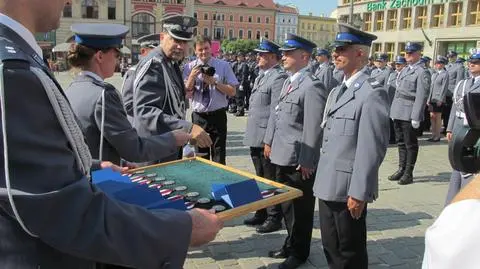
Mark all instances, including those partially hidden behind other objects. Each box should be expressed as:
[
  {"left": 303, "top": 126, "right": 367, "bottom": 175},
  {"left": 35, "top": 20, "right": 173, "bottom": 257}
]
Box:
[{"left": 411, "top": 120, "right": 420, "bottom": 129}]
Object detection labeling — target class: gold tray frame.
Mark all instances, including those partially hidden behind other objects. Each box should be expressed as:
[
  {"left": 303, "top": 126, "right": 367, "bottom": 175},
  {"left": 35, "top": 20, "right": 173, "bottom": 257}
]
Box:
[{"left": 128, "top": 157, "right": 303, "bottom": 221}]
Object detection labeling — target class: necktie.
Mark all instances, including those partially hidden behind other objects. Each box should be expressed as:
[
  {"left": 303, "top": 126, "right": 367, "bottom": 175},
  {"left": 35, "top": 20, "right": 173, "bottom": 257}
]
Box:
[
  {"left": 286, "top": 84, "right": 293, "bottom": 94},
  {"left": 336, "top": 83, "right": 347, "bottom": 102},
  {"left": 200, "top": 78, "right": 210, "bottom": 108}
]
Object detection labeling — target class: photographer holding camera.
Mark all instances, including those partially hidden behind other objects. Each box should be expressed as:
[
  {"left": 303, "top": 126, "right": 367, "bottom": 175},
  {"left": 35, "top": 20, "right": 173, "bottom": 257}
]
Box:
[{"left": 184, "top": 35, "right": 238, "bottom": 164}]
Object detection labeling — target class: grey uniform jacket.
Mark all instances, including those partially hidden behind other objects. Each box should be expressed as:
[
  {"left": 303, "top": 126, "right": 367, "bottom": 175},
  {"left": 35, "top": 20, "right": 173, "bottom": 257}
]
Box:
[
  {"left": 66, "top": 73, "right": 178, "bottom": 165},
  {"left": 313, "top": 69, "right": 390, "bottom": 203},
  {"left": 447, "top": 62, "right": 466, "bottom": 96},
  {"left": 121, "top": 66, "right": 136, "bottom": 121},
  {"left": 0, "top": 23, "right": 191, "bottom": 269},
  {"left": 133, "top": 49, "right": 192, "bottom": 160},
  {"left": 370, "top": 67, "right": 392, "bottom": 87},
  {"left": 314, "top": 62, "right": 335, "bottom": 93},
  {"left": 385, "top": 70, "right": 399, "bottom": 106},
  {"left": 428, "top": 69, "right": 449, "bottom": 103},
  {"left": 447, "top": 78, "right": 480, "bottom": 132},
  {"left": 390, "top": 62, "right": 431, "bottom": 122},
  {"left": 264, "top": 71, "right": 328, "bottom": 169},
  {"left": 332, "top": 66, "right": 344, "bottom": 88},
  {"left": 243, "top": 65, "right": 288, "bottom": 148}
]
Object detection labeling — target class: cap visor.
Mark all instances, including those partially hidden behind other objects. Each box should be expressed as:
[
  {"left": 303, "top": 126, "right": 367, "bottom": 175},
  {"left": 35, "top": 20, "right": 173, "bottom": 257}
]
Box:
[
  {"left": 167, "top": 30, "right": 194, "bottom": 41},
  {"left": 254, "top": 48, "right": 270, "bottom": 53},
  {"left": 279, "top": 47, "right": 297, "bottom": 51}
]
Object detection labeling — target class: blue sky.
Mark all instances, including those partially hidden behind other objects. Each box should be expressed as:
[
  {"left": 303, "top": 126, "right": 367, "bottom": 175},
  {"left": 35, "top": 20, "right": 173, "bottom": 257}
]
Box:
[{"left": 275, "top": 0, "right": 338, "bottom": 17}]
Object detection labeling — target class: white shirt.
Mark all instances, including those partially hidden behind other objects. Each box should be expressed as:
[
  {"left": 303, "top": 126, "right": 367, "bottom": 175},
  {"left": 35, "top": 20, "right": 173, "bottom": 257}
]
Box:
[
  {"left": 290, "top": 66, "right": 309, "bottom": 83},
  {"left": 343, "top": 68, "right": 364, "bottom": 88},
  {"left": 0, "top": 13, "right": 43, "bottom": 58},
  {"left": 423, "top": 199, "right": 480, "bottom": 269}
]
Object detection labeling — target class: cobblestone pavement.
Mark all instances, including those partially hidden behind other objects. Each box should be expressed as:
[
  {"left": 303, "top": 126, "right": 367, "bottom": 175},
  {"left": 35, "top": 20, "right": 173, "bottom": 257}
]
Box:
[{"left": 57, "top": 73, "right": 451, "bottom": 269}]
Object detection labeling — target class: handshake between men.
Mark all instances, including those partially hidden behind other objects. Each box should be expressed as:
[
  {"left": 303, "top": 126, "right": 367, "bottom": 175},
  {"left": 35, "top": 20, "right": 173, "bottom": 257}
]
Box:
[{"left": 170, "top": 125, "right": 212, "bottom": 149}]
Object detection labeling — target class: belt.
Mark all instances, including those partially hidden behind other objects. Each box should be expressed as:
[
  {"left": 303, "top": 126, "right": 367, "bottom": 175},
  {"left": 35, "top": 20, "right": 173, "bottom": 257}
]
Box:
[
  {"left": 194, "top": 107, "right": 227, "bottom": 116},
  {"left": 396, "top": 93, "right": 415, "bottom": 101}
]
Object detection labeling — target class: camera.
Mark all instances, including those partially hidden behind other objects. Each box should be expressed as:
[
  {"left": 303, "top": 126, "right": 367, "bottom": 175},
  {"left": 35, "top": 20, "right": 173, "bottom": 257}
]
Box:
[
  {"left": 449, "top": 91, "right": 480, "bottom": 173},
  {"left": 198, "top": 64, "right": 216, "bottom": 77}
]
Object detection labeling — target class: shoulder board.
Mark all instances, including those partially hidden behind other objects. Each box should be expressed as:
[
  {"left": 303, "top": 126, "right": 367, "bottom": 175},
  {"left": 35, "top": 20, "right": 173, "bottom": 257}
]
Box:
[
  {"left": 0, "top": 37, "right": 29, "bottom": 63},
  {"left": 104, "top": 82, "right": 117, "bottom": 91},
  {"left": 367, "top": 78, "right": 382, "bottom": 89}
]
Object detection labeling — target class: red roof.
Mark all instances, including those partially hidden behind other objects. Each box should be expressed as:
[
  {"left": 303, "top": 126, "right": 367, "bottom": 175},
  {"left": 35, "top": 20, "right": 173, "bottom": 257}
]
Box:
[
  {"left": 275, "top": 4, "right": 298, "bottom": 14},
  {"left": 196, "top": 0, "right": 276, "bottom": 9}
]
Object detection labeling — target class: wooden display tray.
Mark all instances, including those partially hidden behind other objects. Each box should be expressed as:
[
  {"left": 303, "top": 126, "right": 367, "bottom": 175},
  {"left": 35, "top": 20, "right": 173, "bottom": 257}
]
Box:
[{"left": 127, "top": 157, "right": 303, "bottom": 221}]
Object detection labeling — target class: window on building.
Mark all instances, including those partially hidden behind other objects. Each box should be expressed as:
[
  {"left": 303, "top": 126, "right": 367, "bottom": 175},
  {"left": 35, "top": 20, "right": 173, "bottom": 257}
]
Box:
[
  {"left": 222, "top": 14, "right": 225, "bottom": 21},
  {"left": 363, "top": 13, "right": 372, "bottom": 31},
  {"left": 257, "top": 17, "right": 261, "bottom": 23},
  {"left": 193, "top": 27, "right": 197, "bottom": 36},
  {"left": 132, "top": 12, "right": 156, "bottom": 38},
  {"left": 372, "top": 43, "right": 382, "bottom": 55},
  {"left": 63, "top": 2, "right": 72, "bottom": 18},
  {"left": 387, "top": 10, "right": 397, "bottom": 30},
  {"left": 375, "top": 11, "right": 384, "bottom": 31},
  {"left": 248, "top": 16, "right": 252, "bottom": 23},
  {"left": 469, "top": 0, "right": 480, "bottom": 25},
  {"left": 307, "top": 23, "right": 311, "bottom": 30},
  {"left": 82, "top": 0, "right": 99, "bottom": 19},
  {"left": 229, "top": 29, "right": 234, "bottom": 39},
  {"left": 204, "top": 13, "right": 208, "bottom": 20},
  {"left": 108, "top": 0, "right": 116, "bottom": 20},
  {"left": 432, "top": 4, "right": 445, "bottom": 27},
  {"left": 239, "top": 29, "right": 243, "bottom": 39},
  {"left": 266, "top": 17, "right": 270, "bottom": 24},
  {"left": 214, "top": 27, "right": 224, "bottom": 40},
  {"left": 203, "top": 28, "right": 208, "bottom": 37},
  {"left": 385, "top": 43, "right": 395, "bottom": 61},
  {"left": 313, "top": 24, "right": 316, "bottom": 30},
  {"left": 398, "top": 42, "right": 406, "bottom": 56},
  {"left": 256, "top": 30, "right": 260, "bottom": 40},
  {"left": 194, "top": 12, "right": 198, "bottom": 19},
  {"left": 339, "top": 15, "right": 348, "bottom": 23},
  {"left": 415, "top": 6, "right": 428, "bottom": 28},
  {"left": 248, "top": 30, "right": 252, "bottom": 39},
  {"left": 264, "top": 31, "right": 269, "bottom": 39},
  {"left": 401, "top": 8, "right": 412, "bottom": 29},
  {"left": 230, "top": 15, "right": 233, "bottom": 21},
  {"left": 302, "top": 22, "right": 305, "bottom": 29},
  {"left": 449, "top": 2, "right": 463, "bottom": 27},
  {"left": 240, "top": 16, "right": 243, "bottom": 22}
]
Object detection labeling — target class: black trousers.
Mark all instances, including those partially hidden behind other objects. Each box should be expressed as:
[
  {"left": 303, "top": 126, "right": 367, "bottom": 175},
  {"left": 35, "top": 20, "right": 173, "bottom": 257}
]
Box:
[
  {"left": 235, "top": 85, "right": 246, "bottom": 112},
  {"left": 318, "top": 200, "right": 368, "bottom": 269},
  {"left": 245, "top": 84, "right": 252, "bottom": 109},
  {"left": 276, "top": 165, "right": 315, "bottom": 261},
  {"left": 250, "top": 147, "right": 281, "bottom": 222},
  {"left": 393, "top": 119, "right": 419, "bottom": 170},
  {"left": 192, "top": 108, "right": 227, "bottom": 164},
  {"left": 442, "top": 96, "right": 453, "bottom": 130},
  {"left": 389, "top": 119, "right": 396, "bottom": 143}
]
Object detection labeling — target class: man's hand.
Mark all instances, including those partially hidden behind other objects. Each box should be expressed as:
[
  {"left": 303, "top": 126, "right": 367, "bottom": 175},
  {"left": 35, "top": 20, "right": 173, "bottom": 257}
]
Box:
[
  {"left": 188, "top": 209, "right": 223, "bottom": 247},
  {"left": 190, "top": 124, "right": 212, "bottom": 148},
  {"left": 296, "top": 165, "right": 314, "bottom": 180},
  {"left": 436, "top": 101, "right": 443, "bottom": 106},
  {"left": 171, "top": 129, "right": 192, "bottom": 146},
  {"left": 203, "top": 75, "right": 216, "bottom": 86},
  {"left": 185, "top": 67, "right": 202, "bottom": 96},
  {"left": 447, "top": 131, "right": 453, "bottom": 142},
  {"left": 411, "top": 120, "right": 420, "bottom": 129},
  {"left": 100, "top": 161, "right": 129, "bottom": 173},
  {"left": 347, "top": 196, "right": 365, "bottom": 220},
  {"left": 263, "top": 144, "right": 271, "bottom": 159}
]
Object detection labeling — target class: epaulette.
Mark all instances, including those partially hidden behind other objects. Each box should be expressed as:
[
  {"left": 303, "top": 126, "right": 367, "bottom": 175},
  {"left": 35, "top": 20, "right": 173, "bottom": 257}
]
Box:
[
  {"left": 0, "top": 37, "right": 29, "bottom": 63},
  {"left": 367, "top": 78, "right": 382, "bottom": 89},
  {"left": 104, "top": 82, "right": 117, "bottom": 92}
]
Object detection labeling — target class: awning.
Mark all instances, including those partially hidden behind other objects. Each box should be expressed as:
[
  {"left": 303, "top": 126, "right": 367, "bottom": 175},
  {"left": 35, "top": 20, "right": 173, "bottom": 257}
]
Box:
[
  {"left": 52, "top": 42, "right": 72, "bottom": 53},
  {"left": 120, "top": 46, "right": 131, "bottom": 54}
]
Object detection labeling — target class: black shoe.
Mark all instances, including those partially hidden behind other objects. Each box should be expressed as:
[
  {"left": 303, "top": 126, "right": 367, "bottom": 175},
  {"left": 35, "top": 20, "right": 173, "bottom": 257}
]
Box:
[
  {"left": 268, "top": 249, "right": 289, "bottom": 259},
  {"left": 256, "top": 220, "right": 282, "bottom": 233},
  {"left": 243, "top": 215, "right": 266, "bottom": 226},
  {"left": 398, "top": 172, "right": 413, "bottom": 185},
  {"left": 388, "top": 168, "right": 405, "bottom": 181},
  {"left": 278, "top": 256, "right": 306, "bottom": 269}
]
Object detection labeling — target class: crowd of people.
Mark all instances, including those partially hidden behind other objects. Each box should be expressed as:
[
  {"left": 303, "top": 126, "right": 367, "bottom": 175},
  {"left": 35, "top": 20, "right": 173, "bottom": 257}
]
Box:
[{"left": 0, "top": 0, "right": 479, "bottom": 268}]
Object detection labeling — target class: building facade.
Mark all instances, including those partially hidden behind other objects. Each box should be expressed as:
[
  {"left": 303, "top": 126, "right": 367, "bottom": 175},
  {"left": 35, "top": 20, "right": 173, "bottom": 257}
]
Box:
[
  {"left": 336, "top": 0, "right": 480, "bottom": 60},
  {"left": 298, "top": 13, "right": 337, "bottom": 48},
  {"left": 193, "top": 0, "right": 276, "bottom": 43},
  {"left": 275, "top": 4, "right": 298, "bottom": 44}
]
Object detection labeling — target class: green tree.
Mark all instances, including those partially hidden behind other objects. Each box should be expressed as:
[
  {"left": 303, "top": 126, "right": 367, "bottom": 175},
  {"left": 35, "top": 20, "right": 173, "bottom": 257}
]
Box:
[{"left": 221, "top": 39, "right": 259, "bottom": 54}]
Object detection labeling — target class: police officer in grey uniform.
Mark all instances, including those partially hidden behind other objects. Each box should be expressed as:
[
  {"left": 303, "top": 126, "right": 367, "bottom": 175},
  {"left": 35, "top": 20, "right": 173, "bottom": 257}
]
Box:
[
  {"left": 121, "top": 33, "right": 160, "bottom": 123},
  {"left": 314, "top": 23, "right": 390, "bottom": 269},
  {"left": 133, "top": 14, "right": 212, "bottom": 161},
  {"left": 314, "top": 48, "right": 335, "bottom": 92},
  {"left": 66, "top": 24, "right": 191, "bottom": 166},
  {"left": 445, "top": 49, "right": 480, "bottom": 204},
  {"left": 264, "top": 33, "right": 328, "bottom": 269},
  {"left": 389, "top": 42, "right": 431, "bottom": 185},
  {"left": 0, "top": 1, "right": 222, "bottom": 268},
  {"left": 444, "top": 50, "right": 466, "bottom": 132},
  {"left": 427, "top": 56, "right": 449, "bottom": 142},
  {"left": 370, "top": 53, "right": 392, "bottom": 87},
  {"left": 243, "top": 39, "right": 288, "bottom": 233},
  {"left": 386, "top": 56, "right": 407, "bottom": 144},
  {"left": 366, "top": 56, "right": 376, "bottom": 75}
]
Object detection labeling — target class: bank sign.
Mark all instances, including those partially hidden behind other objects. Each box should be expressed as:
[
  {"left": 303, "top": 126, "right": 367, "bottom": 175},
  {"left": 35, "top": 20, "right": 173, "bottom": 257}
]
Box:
[{"left": 367, "top": 0, "right": 461, "bottom": 11}]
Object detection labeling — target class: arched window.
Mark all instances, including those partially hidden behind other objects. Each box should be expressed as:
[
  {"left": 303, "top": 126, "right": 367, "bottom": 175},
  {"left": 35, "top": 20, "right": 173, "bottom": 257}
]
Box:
[
  {"left": 82, "top": 0, "right": 99, "bottom": 19},
  {"left": 264, "top": 31, "right": 269, "bottom": 39},
  {"left": 131, "top": 13, "right": 156, "bottom": 39},
  {"left": 256, "top": 30, "right": 260, "bottom": 40},
  {"left": 230, "top": 15, "right": 233, "bottom": 21},
  {"left": 204, "top": 13, "right": 208, "bottom": 20},
  {"left": 63, "top": 1, "right": 72, "bottom": 18},
  {"left": 239, "top": 29, "right": 244, "bottom": 39},
  {"left": 228, "top": 29, "right": 234, "bottom": 39},
  {"left": 247, "top": 30, "right": 252, "bottom": 39},
  {"left": 108, "top": 0, "right": 116, "bottom": 20},
  {"left": 266, "top": 17, "right": 270, "bottom": 24}
]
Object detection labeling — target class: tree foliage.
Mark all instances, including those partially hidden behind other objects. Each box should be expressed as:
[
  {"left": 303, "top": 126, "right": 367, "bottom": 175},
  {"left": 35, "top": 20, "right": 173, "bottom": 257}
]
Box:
[{"left": 221, "top": 39, "right": 259, "bottom": 54}]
